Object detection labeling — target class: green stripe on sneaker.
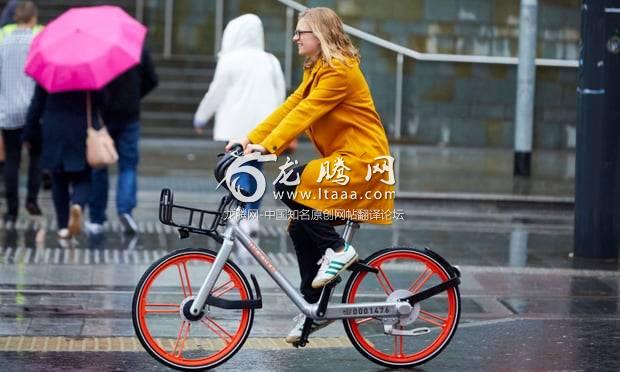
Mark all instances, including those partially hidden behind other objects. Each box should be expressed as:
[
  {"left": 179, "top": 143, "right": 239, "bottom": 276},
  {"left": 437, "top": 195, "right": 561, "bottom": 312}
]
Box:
[
  {"left": 330, "top": 261, "right": 345, "bottom": 267},
  {"left": 325, "top": 270, "right": 338, "bottom": 275},
  {"left": 329, "top": 263, "right": 344, "bottom": 268}
]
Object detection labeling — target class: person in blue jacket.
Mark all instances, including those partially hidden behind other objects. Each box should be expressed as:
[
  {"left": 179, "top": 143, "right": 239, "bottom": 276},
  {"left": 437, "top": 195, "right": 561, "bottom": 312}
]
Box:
[{"left": 23, "top": 86, "right": 106, "bottom": 239}]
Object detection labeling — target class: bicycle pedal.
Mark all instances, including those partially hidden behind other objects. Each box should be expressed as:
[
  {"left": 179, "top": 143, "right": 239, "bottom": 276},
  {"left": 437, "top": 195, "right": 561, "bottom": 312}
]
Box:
[
  {"left": 292, "top": 339, "right": 308, "bottom": 348},
  {"left": 327, "top": 276, "right": 342, "bottom": 287}
]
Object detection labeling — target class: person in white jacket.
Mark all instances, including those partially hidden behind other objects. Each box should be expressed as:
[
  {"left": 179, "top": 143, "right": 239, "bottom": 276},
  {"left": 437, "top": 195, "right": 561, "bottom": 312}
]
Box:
[{"left": 194, "top": 14, "right": 285, "bottom": 238}]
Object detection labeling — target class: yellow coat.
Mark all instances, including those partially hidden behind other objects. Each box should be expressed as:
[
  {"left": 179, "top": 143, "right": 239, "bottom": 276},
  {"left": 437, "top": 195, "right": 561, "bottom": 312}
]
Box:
[{"left": 248, "top": 58, "right": 394, "bottom": 224}]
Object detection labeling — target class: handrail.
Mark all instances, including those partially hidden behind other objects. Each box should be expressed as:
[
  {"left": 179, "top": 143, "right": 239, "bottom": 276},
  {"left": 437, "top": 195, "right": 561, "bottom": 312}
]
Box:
[{"left": 276, "top": 0, "right": 578, "bottom": 68}]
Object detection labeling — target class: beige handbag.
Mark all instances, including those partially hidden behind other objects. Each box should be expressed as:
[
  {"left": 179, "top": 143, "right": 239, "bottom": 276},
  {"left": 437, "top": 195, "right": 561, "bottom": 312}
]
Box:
[{"left": 85, "top": 92, "right": 118, "bottom": 168}]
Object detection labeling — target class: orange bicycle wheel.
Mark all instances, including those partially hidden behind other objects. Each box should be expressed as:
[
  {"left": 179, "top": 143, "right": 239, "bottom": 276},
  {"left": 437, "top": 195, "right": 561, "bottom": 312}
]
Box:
[
  {"left": 342, "top": 248, "right": 460, "bottom": 368},
  {"left": 132, "top": 248, "right": 254, "bottom": 370}
]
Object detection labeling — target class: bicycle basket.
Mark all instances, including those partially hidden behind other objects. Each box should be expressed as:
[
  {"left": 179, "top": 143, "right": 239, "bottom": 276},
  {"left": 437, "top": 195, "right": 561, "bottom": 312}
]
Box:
[{"left": 158, "top": 188, "right": 236, "bottom": 242}]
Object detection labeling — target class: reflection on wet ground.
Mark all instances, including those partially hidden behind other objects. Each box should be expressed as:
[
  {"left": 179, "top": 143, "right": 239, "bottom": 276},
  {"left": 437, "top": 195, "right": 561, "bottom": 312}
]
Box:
[
  {"left": 0, "top": 214, "right": 614, "bottom": 272},
  {"left": 2, "top": 317, "right": 619, "bottom": 372}
]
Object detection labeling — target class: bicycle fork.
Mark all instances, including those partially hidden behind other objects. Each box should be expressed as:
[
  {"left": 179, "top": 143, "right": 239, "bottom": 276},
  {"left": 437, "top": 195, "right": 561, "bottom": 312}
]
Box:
[{"left": 188, "top": 213, "right": 263, "bottom": 317}]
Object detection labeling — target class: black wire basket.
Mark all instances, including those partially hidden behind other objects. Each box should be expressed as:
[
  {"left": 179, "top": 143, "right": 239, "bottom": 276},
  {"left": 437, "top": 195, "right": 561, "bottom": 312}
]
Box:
[{"left": 158, "top": 188, "right": 236, "bottom": 242}]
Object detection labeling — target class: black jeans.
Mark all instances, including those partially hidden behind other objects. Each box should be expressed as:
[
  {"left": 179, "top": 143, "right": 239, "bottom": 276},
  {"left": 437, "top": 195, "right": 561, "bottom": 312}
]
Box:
[
  {"left": 2, "top": 128, "right": 41, "bottom": 216},
  {"left": 276, "top": 165, "right": 345, "bottom": 304},
  {"left": 51, "top": 168, "right": 90, "bottom": 229}
]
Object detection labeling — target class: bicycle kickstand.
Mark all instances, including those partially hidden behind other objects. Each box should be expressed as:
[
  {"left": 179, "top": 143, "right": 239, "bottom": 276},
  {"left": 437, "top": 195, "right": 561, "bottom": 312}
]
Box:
[
  {"left": 293, "top": 277, "right": 342, "bottom": 348},
  {"left": 293, "top": 317, "right": 314, "bottom": 348}
]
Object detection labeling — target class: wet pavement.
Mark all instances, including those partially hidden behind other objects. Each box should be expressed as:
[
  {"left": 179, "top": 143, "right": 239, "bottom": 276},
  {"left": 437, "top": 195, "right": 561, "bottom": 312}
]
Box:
[
  {"left": 1, "top": 320, "right": 619, "bottom": 372},
  {"left": 0, "top": 140, "right": 618, "bottom": 371}
]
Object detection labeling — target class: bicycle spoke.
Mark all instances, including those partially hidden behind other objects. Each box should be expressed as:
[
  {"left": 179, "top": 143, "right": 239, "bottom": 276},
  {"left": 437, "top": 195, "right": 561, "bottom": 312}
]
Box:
[
  {"left": 394, "top": 334, "right": 404, "bottom": 357},
  {"left": 145, "top": 303, "right": 180, "bottom": 314},
  {"left": 341, "top": 250, "right": 461, "bottom": 367},
  {"left": 201, "top": 317, "right": 233, "bottom": 343},
  {"left": 211, "top": 280, "right": 235, "bottom": 298},
  {"left": 177, "top": 261, "right": 192, "bottom": 298},
  {"left": 375, "top": 267, "right": 394, "bottom": 295},
  {"left": 355, "top": 317, "right": 376, "bottom": 326},
  {"left": 418, "top": 310, "right": 446, "bottom": 328},
  {"left": 409, "top": 267, "right": 433, "bottom": 294},
  {"left": 182, "top": 261, "right": 193, "bottom": 296},
  {"left": 172, "top": 321, "right": 190, "bottom": 357},
  {"left": 134, "top": 251, "right": 255, "bottom": 368}
]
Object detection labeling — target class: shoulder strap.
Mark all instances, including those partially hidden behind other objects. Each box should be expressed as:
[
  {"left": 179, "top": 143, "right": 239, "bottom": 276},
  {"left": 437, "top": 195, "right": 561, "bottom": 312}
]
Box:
[
  {"left": 86, "top": 91, "right": 106, "bottom": 129},
  {"left": 86, "top": 91, "right": 92, "bottom": 128}
]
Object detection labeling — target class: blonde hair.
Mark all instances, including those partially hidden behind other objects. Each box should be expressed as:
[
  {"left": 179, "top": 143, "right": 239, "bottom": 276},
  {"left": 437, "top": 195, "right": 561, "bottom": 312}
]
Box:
[{"left": 299, "top": 7, "right": 359, "bottom": 68}]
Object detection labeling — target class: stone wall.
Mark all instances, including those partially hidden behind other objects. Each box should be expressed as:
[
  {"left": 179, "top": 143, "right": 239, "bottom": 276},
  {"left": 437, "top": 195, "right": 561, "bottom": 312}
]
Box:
[
  {"left": 147, "top": 0, "right": 581, "bottom": 149},
  {"left": 294, "top": 0, "right": 580, "bottom": 149}
]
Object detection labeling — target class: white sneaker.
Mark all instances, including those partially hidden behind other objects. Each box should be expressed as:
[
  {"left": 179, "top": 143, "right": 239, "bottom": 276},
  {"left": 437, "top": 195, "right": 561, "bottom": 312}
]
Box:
[
  {"left": 239, "top": 218, "right": 260, "bottom": 238},
  {"left": 311, "top": 245, "right": 358, "bottom": 289},
  {"left": 119, "top": 213, "right": 138, "bottom": 233},
  {"left": 285, "top": 313, "right": 333, "bottom": 344},
  {"left": 57, "top": 228, "right": 71, "bottom": 239},
  {"left": 85, "top": 221, "right": 105, "bottom": 235}
]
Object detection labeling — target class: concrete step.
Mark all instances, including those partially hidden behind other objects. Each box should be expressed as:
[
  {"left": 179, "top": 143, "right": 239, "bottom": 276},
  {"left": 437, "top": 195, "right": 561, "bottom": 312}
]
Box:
[
  {"left": 141, "top": 112, "right": 201, "bottom": 137},
  {"left": 141, "top": 124, "right": 202, "bottom": 138},
  {"left": 155, "top": 66, "right": 215, "bottom": 83},
  {"left": 138, "top": 59, "right": 216, "bottom": 137},
  {"left": 152, "top": 55, "right": 217, "bottom": 69},
  {"left": 141, "top": 98, "right": 200, "bottom": 115},
  {"left": 153, "top": 80, "right": 211, "bottom": 93}
]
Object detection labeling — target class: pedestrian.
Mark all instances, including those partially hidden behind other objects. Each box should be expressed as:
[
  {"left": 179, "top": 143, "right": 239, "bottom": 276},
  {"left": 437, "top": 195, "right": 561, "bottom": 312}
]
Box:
[
  {"left": 0, "top": 0, "right": 42, "bottom": 40},
  {"left": 194, "top": 14, "right": 285, "bottom": 239},
  {"left": 24, "top": 87, "right": 105, "bottom": 239},
  {"left": 86, "top": 47, "right": 158, "bottom": 235},
  {"left": 0, "top": 1, "right": 42, "bottom": 223},
  {"left": 0, "top": 0, "right": 46, "bottom": 190},
  {"left": 0, "top": 0, "right": 18, "bottom": 27},
  {"left": 0, "top": 0, "right": 19, "bottom": 178},
  {"left": 226, "top": 7, "right": 394, "bottom": 343}
]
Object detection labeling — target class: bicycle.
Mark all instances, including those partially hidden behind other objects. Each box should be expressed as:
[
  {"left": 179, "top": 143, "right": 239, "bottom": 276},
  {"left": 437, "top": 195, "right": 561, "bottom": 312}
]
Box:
[{"left": 132, "top": 146, "right": 462, "bottom": 370}]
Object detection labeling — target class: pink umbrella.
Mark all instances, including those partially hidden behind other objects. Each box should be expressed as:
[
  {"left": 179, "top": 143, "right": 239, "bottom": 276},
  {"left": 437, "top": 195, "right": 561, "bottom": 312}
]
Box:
[{"left": 25, "top": 5, "right": 147, "bottom": 93}]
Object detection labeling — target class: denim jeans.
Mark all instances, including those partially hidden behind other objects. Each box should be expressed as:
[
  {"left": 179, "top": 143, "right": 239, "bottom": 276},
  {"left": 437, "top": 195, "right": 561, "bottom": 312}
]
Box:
[{"left": 89, "top": 121, "right": 139, "bottom": 224}]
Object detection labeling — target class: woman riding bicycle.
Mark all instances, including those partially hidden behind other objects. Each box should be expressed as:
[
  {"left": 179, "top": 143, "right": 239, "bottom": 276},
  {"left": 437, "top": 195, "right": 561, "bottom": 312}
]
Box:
[{"left": 227, "top": 7, "right": 394, "bottom": 343}]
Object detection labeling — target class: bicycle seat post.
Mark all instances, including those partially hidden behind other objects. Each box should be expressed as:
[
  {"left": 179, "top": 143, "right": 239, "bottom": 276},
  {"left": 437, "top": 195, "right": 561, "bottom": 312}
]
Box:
[{"left": 342, "top": 220, "right": 360, "bottom": 246}]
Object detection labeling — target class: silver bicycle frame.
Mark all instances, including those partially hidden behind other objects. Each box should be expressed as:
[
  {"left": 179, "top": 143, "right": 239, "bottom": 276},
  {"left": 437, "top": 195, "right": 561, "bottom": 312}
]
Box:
[{"left": 189, "top": 208, "right": 404, "bottom": 320}]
